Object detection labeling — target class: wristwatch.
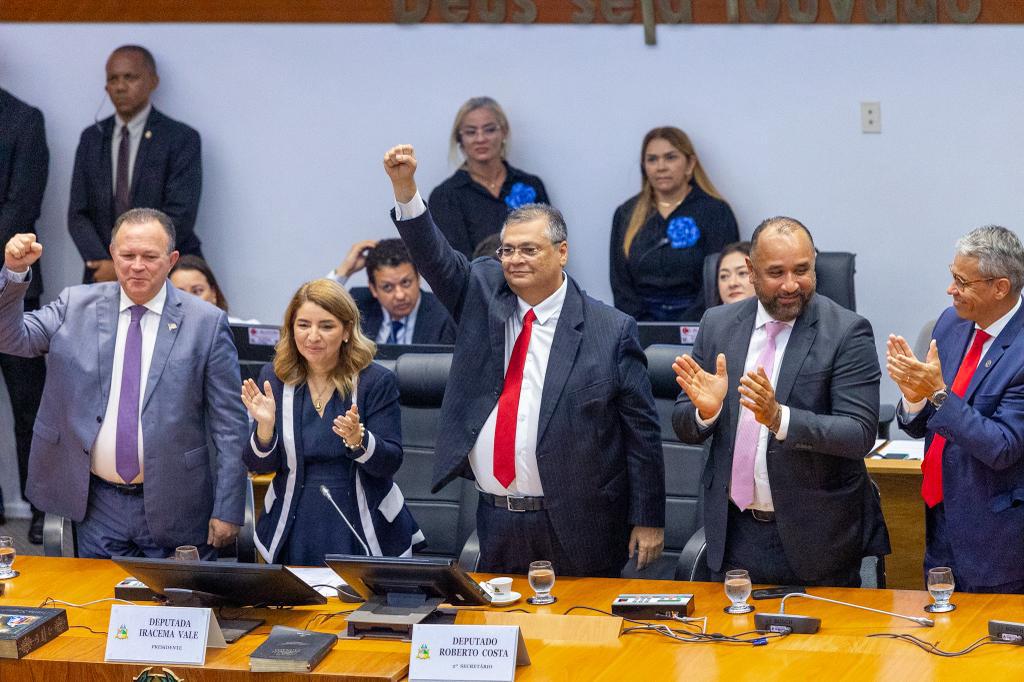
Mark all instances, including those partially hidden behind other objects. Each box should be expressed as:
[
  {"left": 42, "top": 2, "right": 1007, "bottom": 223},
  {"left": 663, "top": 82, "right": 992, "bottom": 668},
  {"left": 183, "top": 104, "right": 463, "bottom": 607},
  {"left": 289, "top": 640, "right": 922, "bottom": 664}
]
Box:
[{"left": 928, "top": 388, "right": 949, "bottom": 409}]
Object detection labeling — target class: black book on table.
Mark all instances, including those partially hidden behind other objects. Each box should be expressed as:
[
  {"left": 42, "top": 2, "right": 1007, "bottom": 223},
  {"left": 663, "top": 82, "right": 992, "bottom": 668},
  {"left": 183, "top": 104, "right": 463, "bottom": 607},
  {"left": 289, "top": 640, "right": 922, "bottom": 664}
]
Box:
[
  {"left": 249, "top": 625, "right": 336, "bottom": 673},
  {"left": 0, "top": 606, "right": 69, "bottom": 659}
]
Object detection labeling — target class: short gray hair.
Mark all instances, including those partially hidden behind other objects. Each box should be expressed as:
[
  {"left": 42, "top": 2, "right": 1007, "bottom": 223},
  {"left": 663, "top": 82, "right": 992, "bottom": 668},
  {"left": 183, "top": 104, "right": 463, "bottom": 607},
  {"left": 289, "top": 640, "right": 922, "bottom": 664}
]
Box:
[
  {"left": 500, "top": 203, "right": 568, "bottom": 244},
  {"left": 955, "top": 225, "right": 1024, "bottom": 295},
  {"left": 111, "top": 208, "right": 177, "bottom": 254}
]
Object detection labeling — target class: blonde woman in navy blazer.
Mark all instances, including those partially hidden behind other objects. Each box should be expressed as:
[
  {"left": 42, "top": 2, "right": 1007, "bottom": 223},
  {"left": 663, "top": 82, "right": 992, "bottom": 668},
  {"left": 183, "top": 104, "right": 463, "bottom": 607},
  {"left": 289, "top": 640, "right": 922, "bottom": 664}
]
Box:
[{"left": 241, "top": 279, "right": 423, "bottom": 564}]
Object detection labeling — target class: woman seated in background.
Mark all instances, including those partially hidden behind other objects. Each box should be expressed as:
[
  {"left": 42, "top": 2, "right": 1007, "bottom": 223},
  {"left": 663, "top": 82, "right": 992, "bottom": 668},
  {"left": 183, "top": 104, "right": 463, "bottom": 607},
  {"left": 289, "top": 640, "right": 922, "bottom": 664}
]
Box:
[
  {"left": 715, "top": 241, "right": 754, "bottom": 305},
  {"left": 610, "top": 126, "right": 738, "bottom": 321},
  {"left": 170, "top": 255, "right": 257, "bottom": 323},
  {"left": 429, "top": 96, "right": 549, "bottom": 257},
  {"left": 241, "top": 279, "right": 424, "bottom": 565}
]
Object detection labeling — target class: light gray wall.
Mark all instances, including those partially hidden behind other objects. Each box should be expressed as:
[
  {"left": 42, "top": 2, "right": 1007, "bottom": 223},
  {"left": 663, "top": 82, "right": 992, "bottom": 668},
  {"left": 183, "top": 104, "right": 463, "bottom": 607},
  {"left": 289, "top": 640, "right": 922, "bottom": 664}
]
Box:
[{"left": 1, "top": 23, "right": 1023, "bottom": 511}]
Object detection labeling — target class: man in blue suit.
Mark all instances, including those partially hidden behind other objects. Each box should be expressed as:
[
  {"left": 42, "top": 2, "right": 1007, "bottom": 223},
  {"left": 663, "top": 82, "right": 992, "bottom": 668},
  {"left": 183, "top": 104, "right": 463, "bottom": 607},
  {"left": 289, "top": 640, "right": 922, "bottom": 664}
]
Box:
[
  {"left": 329, "top": 238, "right": 456, "bottom": 344},
  {"left": 383, "top": 144, "right": 665, "bottom": 577},
  {"left": 889, "top": 225, "right": 1024, "bottom": 593},
  {"left": 68, "top": 45, "right": 202, "bottom": 284},
  {"left": 0, "top": 209, "right": 247, "bottom": 559}
]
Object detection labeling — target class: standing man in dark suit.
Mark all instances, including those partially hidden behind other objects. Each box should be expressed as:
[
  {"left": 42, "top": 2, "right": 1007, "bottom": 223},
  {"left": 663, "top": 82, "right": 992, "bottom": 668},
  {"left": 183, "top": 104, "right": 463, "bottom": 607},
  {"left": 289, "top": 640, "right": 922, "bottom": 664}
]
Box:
[
  {"left": 329, "top": 238, "right": 456, "bottom": 344},
  {"left": 673, "top": 217, "right": 889, "bottom": 587},
  {"left": 69, "top": 45, "right": 202, "bottom": 283},
  {"left": 888, "top": 225, "right": 1024, "bottom": 593},
  {"left": 0, "top": 88, "right": 48, "bottom": 541},
  {"left": 1, "top": 209, "right": 247, "bottom": 559},
  {"left": 382, "top": 144, "right": 665, "bottom": 577}
]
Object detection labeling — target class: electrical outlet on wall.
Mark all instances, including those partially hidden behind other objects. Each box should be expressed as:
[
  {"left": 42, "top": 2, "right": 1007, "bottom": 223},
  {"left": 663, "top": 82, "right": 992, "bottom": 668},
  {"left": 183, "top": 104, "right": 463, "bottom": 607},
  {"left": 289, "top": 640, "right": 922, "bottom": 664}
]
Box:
[{"left": 861, "top": 102, "right": 881, "bottom": 133}]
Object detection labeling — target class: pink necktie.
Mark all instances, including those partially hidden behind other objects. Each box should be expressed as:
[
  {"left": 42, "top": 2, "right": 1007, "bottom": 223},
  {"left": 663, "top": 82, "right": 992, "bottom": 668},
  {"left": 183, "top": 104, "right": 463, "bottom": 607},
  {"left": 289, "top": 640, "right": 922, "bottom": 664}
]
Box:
[{"left": 730, "top": 320, "right": 786, "bottom": 510}]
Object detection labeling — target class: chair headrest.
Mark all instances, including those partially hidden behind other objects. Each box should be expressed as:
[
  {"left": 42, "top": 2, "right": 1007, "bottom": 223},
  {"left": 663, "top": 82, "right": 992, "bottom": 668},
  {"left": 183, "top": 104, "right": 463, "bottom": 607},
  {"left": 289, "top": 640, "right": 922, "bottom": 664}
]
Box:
[
  {"left": 645, "top": 344, "right": 689, "bottom": 400},
  {"left": 396, "top": 352, "right": 453, "bottom": 407}
]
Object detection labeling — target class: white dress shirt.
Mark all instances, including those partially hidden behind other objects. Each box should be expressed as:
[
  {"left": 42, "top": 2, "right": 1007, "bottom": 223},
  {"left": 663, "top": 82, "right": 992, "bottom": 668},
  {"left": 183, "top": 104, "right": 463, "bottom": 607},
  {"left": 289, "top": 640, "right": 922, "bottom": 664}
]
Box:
[
  {"left": 696, "top": 301, "right": 794, "bottom": 511},
  {"left": 91, "top": 284, "right": 167, "bottom": 483},
  {"left": 326, "top": 269, "right": 421, "bottom": 344},
  {"left": 110, "top": 103, "right": 151, "bottom": 193},
  {"left": 902, "top": 296, "right": 1022, "bottom": 416},
  {"left": 395, "top": 190, "right": 565, "bottom": 496}
]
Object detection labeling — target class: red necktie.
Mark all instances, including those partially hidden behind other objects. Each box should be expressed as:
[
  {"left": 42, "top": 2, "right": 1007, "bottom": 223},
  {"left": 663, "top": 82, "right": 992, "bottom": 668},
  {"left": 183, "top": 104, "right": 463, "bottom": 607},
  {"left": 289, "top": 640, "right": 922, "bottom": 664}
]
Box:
[
  {"left": 493, "top": 308, "right": 536, "bottom": 488},
  {"left": 921, "top": 329, "right": 991, "bottom": 507}
]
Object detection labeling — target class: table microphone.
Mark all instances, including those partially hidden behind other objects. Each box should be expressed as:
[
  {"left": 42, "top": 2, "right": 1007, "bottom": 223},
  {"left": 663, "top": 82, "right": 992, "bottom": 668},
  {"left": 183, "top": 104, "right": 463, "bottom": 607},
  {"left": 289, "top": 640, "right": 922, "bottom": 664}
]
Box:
[
  {"left": 780, "top": 592, "right": 934, "bottom": 627},
  {"left": 320, "top": 485, "right": 371, "bottom": 555}
]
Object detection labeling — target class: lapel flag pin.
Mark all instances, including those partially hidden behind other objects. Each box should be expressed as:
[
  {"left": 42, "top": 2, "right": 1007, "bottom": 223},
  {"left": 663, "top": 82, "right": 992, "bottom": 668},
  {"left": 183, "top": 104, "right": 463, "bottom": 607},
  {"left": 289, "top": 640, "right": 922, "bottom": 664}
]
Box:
[
  {"left": 145, "top": 130, "right": 152, "bottom": 139},
  {"left": 168, "top": 322, "right": 177, "bottom": 331},
  {"left": 985, "top": 359, "right": 992, "bottom": 367}
]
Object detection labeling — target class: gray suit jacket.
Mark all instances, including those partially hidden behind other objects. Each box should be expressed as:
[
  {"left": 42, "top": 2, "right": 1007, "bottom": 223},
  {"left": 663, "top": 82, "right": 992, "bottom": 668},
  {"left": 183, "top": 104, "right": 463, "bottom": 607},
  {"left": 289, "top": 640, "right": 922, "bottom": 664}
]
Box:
[
  {"left": 0, "top": 270, "right": 247, "bottom": 548},
  {"left": 393, "top": 208, "right": 665, "bottom": 576},
  {"left": 672, "top": 295, "right": 890, "bottom": 580}
]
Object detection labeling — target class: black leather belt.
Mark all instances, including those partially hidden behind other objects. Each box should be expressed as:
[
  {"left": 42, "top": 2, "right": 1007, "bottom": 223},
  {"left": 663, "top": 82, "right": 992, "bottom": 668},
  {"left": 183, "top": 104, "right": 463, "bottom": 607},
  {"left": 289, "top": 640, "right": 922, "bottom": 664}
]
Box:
[
  {"left": 91, "top": 473, "right": 144, "bottom": 495},
  {"left": 480, "top": 492, "right": 545, "bottom": 512},
  {"left": 748, "top": 508, "right": 775, "bottom": 522}
]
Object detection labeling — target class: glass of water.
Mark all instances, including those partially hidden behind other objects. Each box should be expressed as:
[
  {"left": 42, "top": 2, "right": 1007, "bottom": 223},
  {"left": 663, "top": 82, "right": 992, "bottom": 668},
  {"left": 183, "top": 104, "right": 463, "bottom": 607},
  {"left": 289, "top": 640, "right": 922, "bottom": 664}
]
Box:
[
  {"left": 724, "top": 569, "right": 754, "bottom": 614},
  {"left": 0, "top": 536, "right": 17, "bottom": 579},
  {"left": 925, "top": 566, "right": 956, "bottom": 613},
  {"left": 174, "top": 545, "right": 200, "bottom": 561},
  {"left": 527, "top": 560, "right": 557, "bottom": 605}
]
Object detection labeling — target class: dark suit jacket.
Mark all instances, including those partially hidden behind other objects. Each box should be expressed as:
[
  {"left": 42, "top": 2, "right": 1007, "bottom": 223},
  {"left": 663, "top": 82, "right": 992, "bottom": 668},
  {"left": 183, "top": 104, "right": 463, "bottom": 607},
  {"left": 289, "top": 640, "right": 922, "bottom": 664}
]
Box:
[
  {"left": 393, "top": 208, "right": 665, "bottom": 576},
  {"left": 68, "top": 107, "right": 202, "bottom": 265},
  {"left": 0, "top": 273, "right": 248, "bottom": 549},
  {"left": 0, "top": 89, "right": 48, "bottom": 299},
  {"left": 673, "top": 295, "right": 890, "bottom": 581},
  {"left": 899, "top": 304, "right": 1024, "bottom": 587},
  {"left": 350, "top": 286, "right": 456, "bottom": 344}
]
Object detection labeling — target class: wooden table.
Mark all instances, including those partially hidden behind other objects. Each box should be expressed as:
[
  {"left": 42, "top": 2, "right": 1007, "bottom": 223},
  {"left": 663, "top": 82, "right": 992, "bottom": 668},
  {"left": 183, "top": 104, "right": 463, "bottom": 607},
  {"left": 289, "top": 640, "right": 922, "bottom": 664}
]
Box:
[
  {"left": 3, "top": 556, "right": 1024, "bottom": 680},
  {"left": 866, "top": 457, "right": 925, "bottom": 590}
]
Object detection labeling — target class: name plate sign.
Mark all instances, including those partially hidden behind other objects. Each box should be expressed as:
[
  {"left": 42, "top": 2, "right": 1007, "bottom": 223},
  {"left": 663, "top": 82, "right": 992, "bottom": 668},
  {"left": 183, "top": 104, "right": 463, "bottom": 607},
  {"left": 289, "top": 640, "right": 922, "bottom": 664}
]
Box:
[
  {"left": 409, "top": 624, "right": 530, "bottom": 681},
  {"left": 105, "top": 605, "right": 226, "bottom": 666}
]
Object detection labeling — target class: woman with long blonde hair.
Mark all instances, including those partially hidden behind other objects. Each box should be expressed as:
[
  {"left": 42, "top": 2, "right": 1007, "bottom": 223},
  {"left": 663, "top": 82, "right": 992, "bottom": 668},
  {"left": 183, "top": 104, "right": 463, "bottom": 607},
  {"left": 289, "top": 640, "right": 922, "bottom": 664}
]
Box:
[
  {"left": 610, "top": 126, "right": 738, "bottom": 321},
  {"left": 241, "top": 279, "right": 423, "bottom": 564}
]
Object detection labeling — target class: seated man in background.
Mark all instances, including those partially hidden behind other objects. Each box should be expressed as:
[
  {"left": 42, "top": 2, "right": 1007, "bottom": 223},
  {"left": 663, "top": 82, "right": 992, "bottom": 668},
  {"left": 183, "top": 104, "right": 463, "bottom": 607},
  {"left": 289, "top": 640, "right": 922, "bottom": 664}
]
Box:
[
  {"left": 0, "top": 210, "right": 247, "bottom": 559},
  {"left": 889, "top": 225, "right": 1024, "bottom": 594},
  {"left": 330, "top": 238, "right": 456, "bottom": 344}
]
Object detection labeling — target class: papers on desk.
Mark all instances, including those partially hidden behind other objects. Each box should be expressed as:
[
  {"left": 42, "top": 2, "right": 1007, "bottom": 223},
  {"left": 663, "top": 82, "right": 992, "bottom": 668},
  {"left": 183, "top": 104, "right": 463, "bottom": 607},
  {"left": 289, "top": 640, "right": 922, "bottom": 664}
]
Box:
[
  {"left": 871, "top": 439, "right": 925, "bottom": 460},
  {"left": 287, "top": 567, "right": 347, "bottom": 597}
]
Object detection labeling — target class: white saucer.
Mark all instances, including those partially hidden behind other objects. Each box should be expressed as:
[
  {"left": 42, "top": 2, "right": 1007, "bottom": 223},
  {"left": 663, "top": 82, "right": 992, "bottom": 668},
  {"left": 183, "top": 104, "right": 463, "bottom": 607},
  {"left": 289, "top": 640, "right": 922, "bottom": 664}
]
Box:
[{"left": 488, "top": 591, "right": 522, "bottom": 606}]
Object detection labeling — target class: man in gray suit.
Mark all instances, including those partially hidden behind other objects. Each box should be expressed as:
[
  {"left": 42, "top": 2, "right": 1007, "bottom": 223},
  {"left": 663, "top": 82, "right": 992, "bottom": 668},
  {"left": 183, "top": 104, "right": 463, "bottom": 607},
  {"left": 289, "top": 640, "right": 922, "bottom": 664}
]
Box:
[
  {"left": 673, "top": 217, "right": 889, "bottom": 586},
  {"left": 0, "top": 209, "right": 247, "bottom": 559},
  {"left": 383, "top": 144, "right": 665, "bottom": 577}
]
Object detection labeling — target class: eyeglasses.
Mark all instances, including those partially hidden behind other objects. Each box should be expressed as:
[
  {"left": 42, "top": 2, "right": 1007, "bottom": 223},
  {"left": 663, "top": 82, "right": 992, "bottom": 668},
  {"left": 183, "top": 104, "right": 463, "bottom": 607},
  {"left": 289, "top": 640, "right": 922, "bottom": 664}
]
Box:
[
  {"left": 496, "top": 242, "right": 561, "bottom": 260},
  {"left": 948, "top": 265, "right": 996, "bottom": 292},
  {"left": 459, "top": 124, "right": 502, "bottom": 140}
]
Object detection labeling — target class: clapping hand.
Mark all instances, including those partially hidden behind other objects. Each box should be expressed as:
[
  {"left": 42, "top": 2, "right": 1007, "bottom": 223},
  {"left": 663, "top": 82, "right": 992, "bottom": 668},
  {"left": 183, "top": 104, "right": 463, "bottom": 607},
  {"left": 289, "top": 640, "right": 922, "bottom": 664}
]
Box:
[
  {"left": 4, "top": 233, "right": 42, "bottom": 273},
  {"left": 383, "top": 144, "right": 418, "bottom": 203},
  {"left": 241, "top": 378, "right": 276, "bottom": 444},
  {"left": 887, "top": 334, "right": 944, "bottom": 403},
  {"left": 333, "top": 404, "right": 364, "bottom": 449},
  {"left": 739, "top": 367, "right": 782, "bottom": 430},
  {"left": 673, "top": 353, "right": 728, "bottom": 420}
]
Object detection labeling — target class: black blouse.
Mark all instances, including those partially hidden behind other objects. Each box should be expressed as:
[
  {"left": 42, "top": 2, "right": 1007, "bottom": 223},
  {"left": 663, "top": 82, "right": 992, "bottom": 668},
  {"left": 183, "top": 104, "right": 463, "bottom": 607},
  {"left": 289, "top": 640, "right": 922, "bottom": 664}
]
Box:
[
  {"left": 609, "top": 185, "right": 739, "bottom": 321},
  {"left": 428, "top": 162, "right": 549, "bottom": 257}
]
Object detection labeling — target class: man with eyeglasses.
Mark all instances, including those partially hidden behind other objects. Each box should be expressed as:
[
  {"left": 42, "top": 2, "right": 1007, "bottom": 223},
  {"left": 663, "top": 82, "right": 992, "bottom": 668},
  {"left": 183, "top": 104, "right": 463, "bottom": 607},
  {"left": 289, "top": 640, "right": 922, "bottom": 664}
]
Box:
[
  {"left": 383, "top": 144, "right": 665, "bottom": 578},
  {"left": 888, "top": 225, "right": 1024, "bottom": 594},
  {"left": 328, "top": 238, "right": 455, "bottom": 345}
]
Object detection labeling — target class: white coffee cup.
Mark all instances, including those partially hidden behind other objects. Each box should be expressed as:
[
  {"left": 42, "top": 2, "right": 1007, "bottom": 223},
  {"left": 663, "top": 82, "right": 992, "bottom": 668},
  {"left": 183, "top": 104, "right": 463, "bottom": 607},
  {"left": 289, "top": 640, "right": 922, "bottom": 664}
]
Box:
[{"left": 488, "top": 577, "right": 513, "bottom": 596}]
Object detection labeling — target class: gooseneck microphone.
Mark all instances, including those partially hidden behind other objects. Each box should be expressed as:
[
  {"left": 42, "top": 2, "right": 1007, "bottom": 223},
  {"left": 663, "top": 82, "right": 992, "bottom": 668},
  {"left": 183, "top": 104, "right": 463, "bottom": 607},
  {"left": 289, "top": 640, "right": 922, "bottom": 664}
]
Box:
[
  {"left": 780, "top": 592, "right": 934, "bottom": 627},
  {"left": 320, "top": 485, "right": 371, "bottom": 556}
]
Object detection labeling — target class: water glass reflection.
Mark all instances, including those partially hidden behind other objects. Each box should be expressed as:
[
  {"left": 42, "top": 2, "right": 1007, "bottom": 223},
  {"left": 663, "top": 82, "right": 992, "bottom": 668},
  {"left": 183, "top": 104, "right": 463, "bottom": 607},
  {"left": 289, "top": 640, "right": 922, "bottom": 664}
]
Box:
[
  {"left": 925, "top": 566, "right": 956, "bottom": 613},
  {"left": 527, "top": 560, "right": 557, "bottom": 605},
  {"left": 724, "top": 569, "right": 754, "bottom": 614},
  {"left": 174, "top": 545, "right": 200, "bottom": 561},
  {"left": 0, "top": 536, "right": 17, "bottom": 579}
]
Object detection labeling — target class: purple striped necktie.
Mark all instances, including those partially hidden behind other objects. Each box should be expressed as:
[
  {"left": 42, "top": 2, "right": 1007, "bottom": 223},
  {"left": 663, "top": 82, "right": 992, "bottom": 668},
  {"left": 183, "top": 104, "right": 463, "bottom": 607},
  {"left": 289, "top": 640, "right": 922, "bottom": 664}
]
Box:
[
  {"left": 115, "top": 304, "right": 147, "bottom": 483},
  {"left": 730, "top": 320, "right": 786, "bottom": 510}
]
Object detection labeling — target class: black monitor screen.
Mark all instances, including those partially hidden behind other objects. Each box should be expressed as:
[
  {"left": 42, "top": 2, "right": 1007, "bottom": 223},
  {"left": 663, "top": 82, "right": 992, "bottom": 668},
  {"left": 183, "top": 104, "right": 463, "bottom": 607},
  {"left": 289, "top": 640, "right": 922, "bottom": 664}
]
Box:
[
  {"left": 113, "top": 557, "right": 327, "bottom": 607},
  {"left": 324, "top": 554, "right": 490, "bottom": 606}
]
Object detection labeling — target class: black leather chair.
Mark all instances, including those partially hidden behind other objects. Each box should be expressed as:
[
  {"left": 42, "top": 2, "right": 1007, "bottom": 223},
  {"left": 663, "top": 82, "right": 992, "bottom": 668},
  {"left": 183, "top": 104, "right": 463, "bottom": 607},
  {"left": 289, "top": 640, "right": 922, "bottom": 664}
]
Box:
[{"left": 392, "top": 352, "right": 478, "bottom": 560}]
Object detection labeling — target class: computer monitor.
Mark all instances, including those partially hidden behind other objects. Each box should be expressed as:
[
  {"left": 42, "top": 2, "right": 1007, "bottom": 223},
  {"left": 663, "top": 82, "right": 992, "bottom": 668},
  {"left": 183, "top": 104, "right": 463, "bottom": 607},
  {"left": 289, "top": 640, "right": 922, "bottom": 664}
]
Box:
[
  {"left": 637, "top": 321, "right": 701, "bottom": 348},
  {"left": 324, "top": 554, "right": 491, "bottom": 639},
  {"left": 113, "top": 557, "right": 327, "bottom": 608},
  {"left": 373, "top": 343, "right": 455, "bottom": 361}
]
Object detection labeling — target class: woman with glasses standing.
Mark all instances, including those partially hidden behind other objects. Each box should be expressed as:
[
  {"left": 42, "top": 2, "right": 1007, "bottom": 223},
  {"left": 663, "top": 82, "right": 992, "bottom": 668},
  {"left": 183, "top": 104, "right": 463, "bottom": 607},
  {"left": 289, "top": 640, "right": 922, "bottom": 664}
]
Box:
[
  {"left": 610, "top": 126, "right": 738, "bottom": 321},
  {"left": 429, "top": 97, "right": 550, "bottom": 258}
]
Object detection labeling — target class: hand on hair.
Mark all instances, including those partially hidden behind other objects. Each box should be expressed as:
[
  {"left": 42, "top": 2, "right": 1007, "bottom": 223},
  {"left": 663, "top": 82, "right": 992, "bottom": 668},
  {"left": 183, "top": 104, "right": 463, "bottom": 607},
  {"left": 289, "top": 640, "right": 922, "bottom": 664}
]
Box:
[{"left": 336, "top": 239, "right": 378, "bottom": 278}]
